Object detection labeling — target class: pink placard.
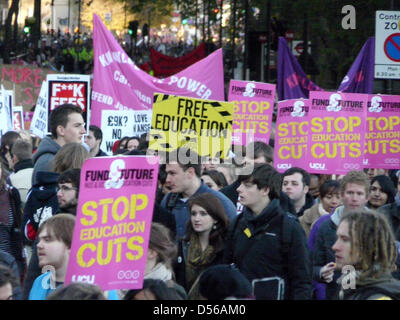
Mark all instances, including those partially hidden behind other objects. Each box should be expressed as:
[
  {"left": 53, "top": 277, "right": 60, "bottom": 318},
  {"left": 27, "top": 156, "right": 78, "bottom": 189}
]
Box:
[
  {"left": 364, "top": 94, "right": 400, "bottom": 169},
  {"left": 228, "top": 80, "right": 275, "bottom": 146},
  {"left": 274, "top": 99, "right": 309, "bottom": 173},
  {"left": 306, "top": 91, "right": 367, "bottom": 174},
  {"left": 65, "top": 156, "right": 159, "bottom": 291},
  {"left": 91, "top": 14, "right": 225, "bottom": 128}
]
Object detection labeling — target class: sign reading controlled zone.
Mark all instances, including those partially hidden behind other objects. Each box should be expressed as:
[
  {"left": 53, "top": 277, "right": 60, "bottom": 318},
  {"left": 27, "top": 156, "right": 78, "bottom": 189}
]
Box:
[{"left": 375, "top": 11, "right": 400, "bottom": 79}]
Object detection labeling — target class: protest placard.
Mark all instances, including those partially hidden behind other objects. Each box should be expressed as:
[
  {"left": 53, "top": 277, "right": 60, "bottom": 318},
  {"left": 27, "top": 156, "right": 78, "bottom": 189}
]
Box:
[
  {"left": 65, "top": 156, "right": 159, "bottom": 291},
  {"left": 364, "top": 94, "right": 400, "bottom": 169},
  {"left": 0, "top": 87, "right": 14, "bottom": 137},
  {"left": 274, "top": 99, "right": 309, "bottom": 173},
  {"left": 13, "top": 106, "right": 24, "bottom": 131},
  {"left": 306, "top": 91, "right": 367, "bottom": 174},
  {"left": 47, "top": 74, "right": 91, "bottom": 132},
  {"left": 228, "top": 80, "right": 275, "bottom": 146},
  {"left": 29, "top": 80, "right": 48, "bottom": 139},
  {"left": 149, "top": 93, "right": 233, "bottom": 159}
]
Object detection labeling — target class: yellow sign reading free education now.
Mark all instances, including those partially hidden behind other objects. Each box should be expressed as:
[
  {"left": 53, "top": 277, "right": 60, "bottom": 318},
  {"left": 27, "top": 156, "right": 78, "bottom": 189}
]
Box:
[{"left": 149, "top": 93, "right": 233, "bottom": 158}]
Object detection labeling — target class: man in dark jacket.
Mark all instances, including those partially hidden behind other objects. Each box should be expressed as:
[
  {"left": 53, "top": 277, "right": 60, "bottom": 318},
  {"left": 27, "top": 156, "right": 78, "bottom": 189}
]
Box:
[
  {"left": 223, "top": 163, "right": 312, "bottom": 300},
  {"left": 84, "top": 125, "right": 108, "bottom": 157},
  {"left": 32, "top": 104, "right": 86, "bottom": 185},
  {"left": 282, "top": 167, "right": 314, "bottom": 217}
]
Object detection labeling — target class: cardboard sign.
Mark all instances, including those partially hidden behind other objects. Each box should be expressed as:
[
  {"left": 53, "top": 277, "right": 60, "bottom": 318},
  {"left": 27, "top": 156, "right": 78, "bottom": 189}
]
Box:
[
  {"left": 29, "top": 80, "right": 48, "bottom": 139},
  {"left": 228, "top": 80, "right": 275, "bottom": 146},
  {"left": 47, "top": 74, "right": 91, "bottom": 132},
  {"left": 149, "top": 94, "right": 233, "bottom": 159},
  {"left": 274, "top": 99, "right": 309, "bottom": 173},
  {"left": 364, "top": 94, "right": 400, "bottom": 169},
  {"left": 306, "top": 91, "right": 367, "bottom": 174},
  {"left": 0, "top": 87, "right": 14, "bottom": 137},
  {"left": 65, "top": 156, "right": 159, "bottom": 291}
]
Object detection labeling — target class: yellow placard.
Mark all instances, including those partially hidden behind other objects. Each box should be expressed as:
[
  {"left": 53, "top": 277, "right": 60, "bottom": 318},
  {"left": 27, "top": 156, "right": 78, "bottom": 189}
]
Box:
[{"left": 149, "top": 93, "right": 233, "bottom": 158}]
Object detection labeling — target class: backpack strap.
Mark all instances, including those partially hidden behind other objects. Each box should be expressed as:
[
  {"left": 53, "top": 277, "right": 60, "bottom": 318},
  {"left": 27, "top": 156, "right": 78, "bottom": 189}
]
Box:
[{"left": 165, "top": 192, "right": 179, "bottom": 214}]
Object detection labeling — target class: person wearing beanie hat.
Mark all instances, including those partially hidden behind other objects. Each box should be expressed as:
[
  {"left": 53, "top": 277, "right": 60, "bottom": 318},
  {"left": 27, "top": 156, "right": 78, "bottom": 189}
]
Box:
[{"left": 198, "top": 264, "right": 253, "bottom": 300}]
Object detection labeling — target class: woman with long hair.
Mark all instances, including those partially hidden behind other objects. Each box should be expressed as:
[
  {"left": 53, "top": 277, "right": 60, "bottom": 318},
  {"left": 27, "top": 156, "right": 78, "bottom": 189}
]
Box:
[
  {"left": 174, "top": 192, "right": 230, "bottom": 298},
  {"left": 367, "top": 175, "right": 396, "bottom": 210}
]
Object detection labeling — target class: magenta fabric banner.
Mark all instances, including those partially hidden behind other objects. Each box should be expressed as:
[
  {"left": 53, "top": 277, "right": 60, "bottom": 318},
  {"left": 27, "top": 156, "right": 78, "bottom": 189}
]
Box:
[
  {"left": 274, "top": 99, "right": 310, "bottom": 173},
  {"left": 65, "top": 156, "right": 159, "bottom": 291},
  {"left": 364, "top": 94, "right": 400, "bottom": 169},
  {"left": 91, "top": 14, "right": 224, "bottom": 127},
  {"left": 228, "top": 80, "right": 275, "bottom": 146},
  {"left": 306, "top": 91, "right": 367, "bottom": 175}
]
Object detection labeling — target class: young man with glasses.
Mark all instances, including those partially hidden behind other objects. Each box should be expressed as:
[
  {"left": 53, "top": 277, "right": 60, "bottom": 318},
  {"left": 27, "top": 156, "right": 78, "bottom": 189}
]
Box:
[{"left": 56, "top": 169, "right": 81, "bottom": 215}]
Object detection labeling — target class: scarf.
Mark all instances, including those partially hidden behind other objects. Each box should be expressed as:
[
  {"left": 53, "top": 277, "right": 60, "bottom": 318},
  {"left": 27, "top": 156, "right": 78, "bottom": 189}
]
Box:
[
  {"left": 144, "top": 262, "right": 173, "bottom": 281},
  {"left": 185, "top": 234, "right": 216, "bottom": 291},
  {"left": 0, "top": 186, "right": 11, "bottom": 226}
]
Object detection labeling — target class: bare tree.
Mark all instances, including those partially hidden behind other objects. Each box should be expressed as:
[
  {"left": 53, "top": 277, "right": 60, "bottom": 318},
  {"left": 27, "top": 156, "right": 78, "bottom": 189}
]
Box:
[
  {"left": 32, "top": 0, "right": 41, "bottom": 50},
  {"left": 3, "top": 0, "right": 19, "bottom": 64}
]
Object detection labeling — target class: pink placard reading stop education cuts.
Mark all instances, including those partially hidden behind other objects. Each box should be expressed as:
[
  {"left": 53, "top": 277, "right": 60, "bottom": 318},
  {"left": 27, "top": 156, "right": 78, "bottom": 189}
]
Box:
[
  {"left": 306, "top": 91, "right": 367, "bottom": 175},
  {"left": 65, "top": 156, "right": 159, "bottom": 291},
  {"left": 364, "top": 94, "right": 400, "bottom": 169},
  {"left": 228, "top": 80, "right": 275, "bottom": 145},
  {"left": 274, "top": 98, "right": 310, "bottom": 173}
]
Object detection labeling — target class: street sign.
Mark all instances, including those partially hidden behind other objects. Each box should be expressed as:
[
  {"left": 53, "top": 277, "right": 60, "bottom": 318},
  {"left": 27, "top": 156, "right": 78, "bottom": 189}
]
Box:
[
  {"left": 375, "top": 11, "right": 400, "bottom": 79},
  {"left": 292, "top": 41, "right": 311, "bottom": 57}
]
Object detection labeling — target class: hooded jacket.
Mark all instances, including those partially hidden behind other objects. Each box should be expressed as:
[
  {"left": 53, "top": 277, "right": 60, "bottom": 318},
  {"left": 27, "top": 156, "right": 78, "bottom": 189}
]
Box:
[
  {"left": 32, "top": 136, "right": 61, "bottom": 186},
  {"left": 23, "top": 171, "right": 60, "bottom": 243},
  {"left": 338, "top": 271, "right": 400, "bottom": 300},
  {"left": 223, "top": 199, "right": 312, "bottom": 299}
]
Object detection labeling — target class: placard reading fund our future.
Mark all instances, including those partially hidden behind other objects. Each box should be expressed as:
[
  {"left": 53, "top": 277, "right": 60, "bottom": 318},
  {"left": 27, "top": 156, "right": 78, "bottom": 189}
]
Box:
[{"left": 65, "top": 156, "right": 159, "bottom": 291}]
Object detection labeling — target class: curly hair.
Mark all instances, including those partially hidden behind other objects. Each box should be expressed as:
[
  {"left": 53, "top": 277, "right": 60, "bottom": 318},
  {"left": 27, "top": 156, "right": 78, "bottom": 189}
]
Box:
[{"left": 341, "top": 210, "right": 397, "bottom": 280}]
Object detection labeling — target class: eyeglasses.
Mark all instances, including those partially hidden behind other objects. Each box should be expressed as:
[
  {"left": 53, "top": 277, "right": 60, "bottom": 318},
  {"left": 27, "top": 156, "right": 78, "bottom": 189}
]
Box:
[{"left": 56, "top": 185, "right": 77, "bottom": 193}]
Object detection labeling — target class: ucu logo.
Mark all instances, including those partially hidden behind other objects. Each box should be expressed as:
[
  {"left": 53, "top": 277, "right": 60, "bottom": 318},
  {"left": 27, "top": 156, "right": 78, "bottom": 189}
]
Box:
[
  {"left": 71, "top": 274, "right": 95, "bottom": 284},
  {"left": 309, "top": 162, "right": 326, "bottom": 170},
  {"left": 277, "top": 163, "right": 292, "bottom": 170}
]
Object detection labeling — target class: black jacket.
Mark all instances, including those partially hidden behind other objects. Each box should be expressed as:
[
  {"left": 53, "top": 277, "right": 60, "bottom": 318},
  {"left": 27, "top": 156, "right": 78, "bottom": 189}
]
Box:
[
  {"left": 220, "top": 179, "right": 297, "bottom": 215},
  {"left": 223, "top": 199, "right": 312, "bottom": 299},
  {"left": 379, "top": 202, "right": 400, "bottom": 241},
  {"left": 174, "top": 239, "right": 224, "bottom": 292},
  {"left": 296, "top": 193, "right": 315, "bottom": 217}
]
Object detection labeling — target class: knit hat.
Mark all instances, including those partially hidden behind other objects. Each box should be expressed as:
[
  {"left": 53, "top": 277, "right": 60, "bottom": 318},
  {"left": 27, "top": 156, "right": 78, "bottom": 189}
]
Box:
[{"left": 198, "top": 264, "right": 253, "bottom": 300}]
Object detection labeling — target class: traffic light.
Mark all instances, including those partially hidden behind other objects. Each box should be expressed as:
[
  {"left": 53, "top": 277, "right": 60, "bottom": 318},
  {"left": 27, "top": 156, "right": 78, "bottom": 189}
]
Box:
[
  {"left": 23, "top": 26, "right": 31, "bottom": 34},
  {"left": 213, "top": 8, "right": 220, "bottom": 14},
  {"left": 24, "top": 18, "right": 34, "bottom": 34},
  {"left": 142, "top": 23, "right": 149, "bottom": 37},
  {"left": 128, "top": 20, "right": 139, "bottom": 38}
]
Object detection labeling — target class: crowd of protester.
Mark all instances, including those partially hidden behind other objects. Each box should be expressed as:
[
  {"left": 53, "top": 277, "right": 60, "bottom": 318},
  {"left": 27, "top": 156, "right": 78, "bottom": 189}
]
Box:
[{"left": 0, "top": 102, "right": 400, "bottom": 301}]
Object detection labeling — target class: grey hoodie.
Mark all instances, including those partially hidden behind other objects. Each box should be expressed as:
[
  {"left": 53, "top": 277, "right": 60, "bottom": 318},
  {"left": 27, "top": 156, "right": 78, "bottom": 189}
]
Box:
[{"left": 32, "top": 136, "right": 61, "bottom": 185}]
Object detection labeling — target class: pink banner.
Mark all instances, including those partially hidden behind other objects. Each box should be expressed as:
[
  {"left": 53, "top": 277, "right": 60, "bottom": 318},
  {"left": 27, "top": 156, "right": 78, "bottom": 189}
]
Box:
[
  {"left": 274, "top": 99, "right": 309, "bottom": 173},
  {"left": 306, "top": 91, "right": 367, "bottom": 175},
  {"left": 364, "top": 94, "right": 400, "bottom": 169},
  {"left": 91, "top": 14, "right": 224, "bottom": 127},
  {"left": 228, "top": 80, "right": 275, "bottom": 146},
  {"left": 65, "top": 156, "right": 159, "bottom": 291}
]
